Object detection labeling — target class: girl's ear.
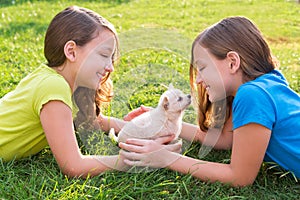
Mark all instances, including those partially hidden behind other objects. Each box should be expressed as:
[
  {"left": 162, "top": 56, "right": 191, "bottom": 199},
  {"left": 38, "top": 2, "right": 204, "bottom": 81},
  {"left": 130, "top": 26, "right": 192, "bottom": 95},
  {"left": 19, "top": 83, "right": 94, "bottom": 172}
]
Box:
[
  {"left": 64, "top": 40, "right": 77, "bottom": 62},
  {"left": 227, "top": 51, "right": 240, "bottom": 73}
]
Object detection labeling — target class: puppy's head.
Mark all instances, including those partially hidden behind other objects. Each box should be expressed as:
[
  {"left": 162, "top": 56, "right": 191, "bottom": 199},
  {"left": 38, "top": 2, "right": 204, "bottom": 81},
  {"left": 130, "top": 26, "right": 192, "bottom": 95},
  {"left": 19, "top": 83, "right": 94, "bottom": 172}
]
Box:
[{"left": 159, "top": 84, "right": 191, "bottom": 114}]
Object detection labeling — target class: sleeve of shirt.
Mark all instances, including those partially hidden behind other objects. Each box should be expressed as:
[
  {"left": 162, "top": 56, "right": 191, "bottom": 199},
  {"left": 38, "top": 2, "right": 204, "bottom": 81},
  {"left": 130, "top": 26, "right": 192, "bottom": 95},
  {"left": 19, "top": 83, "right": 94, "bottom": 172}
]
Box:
[
  {"left": 232, "top": 84, "right": 276, "bottom": 131},
  {"left": 33, "top": 75, "right": 73, "bottom": 116}
]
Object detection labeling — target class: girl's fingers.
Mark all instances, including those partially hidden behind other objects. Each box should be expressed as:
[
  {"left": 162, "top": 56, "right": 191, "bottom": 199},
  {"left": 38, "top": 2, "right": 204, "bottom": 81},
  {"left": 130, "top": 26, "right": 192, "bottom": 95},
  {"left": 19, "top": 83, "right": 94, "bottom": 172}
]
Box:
[
  {"left": 119, "top": 141, "right": 145, "bottom": 153},
  {"left": 123, "top": 113, "right": 134, "bottom": 121},
  {"left": 119, "top": 135, "right": 178, "bottom": 153},
  {"left": 123, "top": 159, "right": 145, "bottom": 166},
  {"left": 123, "top": 135, "right": 175, "bottom": 146},
  {"left": 123, "top": 112, "right": 136, "bottom": 121},
  {"left": 123, "top": 138, "right": 151, "bottom": 146},
  {"left": 123, "top": 105, "right": 151, "bottom": 121},
  {"left": 140, "top": 105, "right": 152, "bottom": 112},
  {"left": 165, "top": 142, "right": 182, "bottom": 153},
  {"left": 120, "top": 150, "right": 142, "bottom": 161},
  {"left": 154, "top": 134, "right": 175, "bottom": 144}
]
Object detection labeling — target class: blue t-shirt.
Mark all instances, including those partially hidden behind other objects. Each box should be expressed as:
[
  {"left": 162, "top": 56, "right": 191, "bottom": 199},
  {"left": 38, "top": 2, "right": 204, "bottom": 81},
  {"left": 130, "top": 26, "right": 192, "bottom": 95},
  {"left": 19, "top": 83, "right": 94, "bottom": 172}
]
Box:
[{"left": 233, "top": 70, "right": 300, "bottom": 178}]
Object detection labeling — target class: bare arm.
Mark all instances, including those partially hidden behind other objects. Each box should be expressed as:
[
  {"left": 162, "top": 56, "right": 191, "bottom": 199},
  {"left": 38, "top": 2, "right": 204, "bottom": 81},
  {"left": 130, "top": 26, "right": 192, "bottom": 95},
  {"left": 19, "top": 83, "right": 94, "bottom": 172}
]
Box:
[
  {"left": 167, "top": 123, "right": 271, "bottom": 186},
  {"left": 97, "top": 113, "right": 126, "bottom": 133},
  {"left": 180, "top": 113, "right": 233, "bottom": 150},
  {"left": 120, "top": 123, "right": 270, "bottom": 186},
  {"left": 40, "top": 100, "right": 126, "bottom": 177},
  {"left": 97, "top": 105, "right": 152, "bottom": 133}
]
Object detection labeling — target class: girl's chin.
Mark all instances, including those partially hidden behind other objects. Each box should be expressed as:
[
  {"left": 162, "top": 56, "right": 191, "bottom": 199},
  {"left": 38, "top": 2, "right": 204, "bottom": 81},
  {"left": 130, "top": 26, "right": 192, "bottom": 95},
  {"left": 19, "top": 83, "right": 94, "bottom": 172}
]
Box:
[
  {"left": 209, "top": 96, "right": 227, "bottom": 103},
  {"left": 93, "top": 83, "right": 99, "bottom": 91},
  {"left": 208, "top": 96, "right": 215, "bottom": 103},
  {"left": 89, "top": 79, "right": 101, "bottom": 90},
  {"left": 77, "top": 83, "right": 98, "bottom": 91},
  {"left": 208, "top": 93, "right": 224, "bottom": 103},
  {"left": 207, "top": 91, "right": 214, "bottom": 102}
]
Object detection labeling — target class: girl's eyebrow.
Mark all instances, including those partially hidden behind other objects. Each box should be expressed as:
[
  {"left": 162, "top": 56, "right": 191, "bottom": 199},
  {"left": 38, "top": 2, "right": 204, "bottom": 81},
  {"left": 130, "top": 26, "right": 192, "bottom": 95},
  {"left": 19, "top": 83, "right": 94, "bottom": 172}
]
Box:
[
  {"left": 193, "top": 59, "right": 206, "bottom": 67},
  {"left": 98, "top": 46, "right": 114, "bottom": 52},
  {"left": 97, "top": 47, "right": 114, "bottom": 56}
]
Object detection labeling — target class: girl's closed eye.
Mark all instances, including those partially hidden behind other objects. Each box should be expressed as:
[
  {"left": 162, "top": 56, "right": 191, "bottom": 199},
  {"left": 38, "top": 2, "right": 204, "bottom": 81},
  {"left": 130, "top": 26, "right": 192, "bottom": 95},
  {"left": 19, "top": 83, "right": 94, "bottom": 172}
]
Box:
[
  {"left": 198, "top": 66, "right": 205, "bottom": 72},
  {"left": 193, "top": 60, "right": 206, "bottom": 73},
  {"left": 98, "top": 49, "right": 113, "bottom": 58},
  {"left": 100, "top": 53, "right": 110, "bottom": 58}
]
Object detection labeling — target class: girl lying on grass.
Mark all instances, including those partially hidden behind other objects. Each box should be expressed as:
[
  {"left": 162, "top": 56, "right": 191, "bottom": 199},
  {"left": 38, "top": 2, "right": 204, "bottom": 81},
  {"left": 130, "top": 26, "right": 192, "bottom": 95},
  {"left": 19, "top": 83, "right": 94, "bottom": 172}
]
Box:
[
  {"left": 120, "top": 16, "right": 300, "bottom": 187},
  {"left": 0, "top": 6, "right": 131, "bottom": 177}
]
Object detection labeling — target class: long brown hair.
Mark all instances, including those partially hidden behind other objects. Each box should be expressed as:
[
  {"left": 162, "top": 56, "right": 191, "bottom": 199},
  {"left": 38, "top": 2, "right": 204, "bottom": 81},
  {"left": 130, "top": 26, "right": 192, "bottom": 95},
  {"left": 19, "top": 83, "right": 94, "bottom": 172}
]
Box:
[
  {"left": 190, "top": 16, "right": 277, "bottom": 131},
  {"left": 44, "top": 6, "right": 119, "bottom": 129}
]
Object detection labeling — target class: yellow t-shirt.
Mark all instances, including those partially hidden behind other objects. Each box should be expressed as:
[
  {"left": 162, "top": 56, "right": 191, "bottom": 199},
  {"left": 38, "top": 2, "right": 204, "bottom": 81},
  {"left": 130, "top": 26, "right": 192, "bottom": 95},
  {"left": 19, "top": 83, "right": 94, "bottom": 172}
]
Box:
[{"left": 0, "top": 64, "right": 73, "bottom": 161}]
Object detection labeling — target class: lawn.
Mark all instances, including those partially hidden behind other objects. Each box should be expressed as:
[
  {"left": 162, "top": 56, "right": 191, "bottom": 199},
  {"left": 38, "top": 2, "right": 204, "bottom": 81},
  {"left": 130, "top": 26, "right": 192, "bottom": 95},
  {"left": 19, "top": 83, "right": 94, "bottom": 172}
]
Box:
[{"left": 0, "top": 0, "right": 300, "bottom": 199}]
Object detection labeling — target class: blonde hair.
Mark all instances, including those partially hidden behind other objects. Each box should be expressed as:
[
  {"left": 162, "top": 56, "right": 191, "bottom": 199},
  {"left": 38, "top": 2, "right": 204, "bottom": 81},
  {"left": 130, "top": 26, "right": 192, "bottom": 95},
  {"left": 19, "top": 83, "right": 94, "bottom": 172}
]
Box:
[{"left": 190, "top": 16, "right": 277, "bottom": 131}]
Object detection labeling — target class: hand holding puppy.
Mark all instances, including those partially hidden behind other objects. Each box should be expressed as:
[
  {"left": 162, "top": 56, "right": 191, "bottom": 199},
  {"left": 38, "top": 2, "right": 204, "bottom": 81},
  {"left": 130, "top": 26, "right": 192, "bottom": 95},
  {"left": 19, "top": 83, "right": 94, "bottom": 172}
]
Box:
[
  {"left": 119, "top": 135, "right": 182, "bottom": 168},
  {"left": 123, "top": 105, "right": 152, "bottom": 121},
  {"left": 111, "top": 84, "right": 191, "bottom": 144}
]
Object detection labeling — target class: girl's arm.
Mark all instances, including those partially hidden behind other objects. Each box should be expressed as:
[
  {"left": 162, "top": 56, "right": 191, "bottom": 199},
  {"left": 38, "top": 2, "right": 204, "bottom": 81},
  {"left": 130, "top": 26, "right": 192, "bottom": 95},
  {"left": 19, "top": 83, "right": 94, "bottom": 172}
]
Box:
[
  {"left": 97, "top": 113, "right": 126, "bottom": 133},
  {"left": 40, "top": 100, "right": 126, "bottom": 178},
  {"left": 97, "top": 105, "right": 151, "bottom": 133},
  {"left": 180, "top": 113, "right": 233, "bottom": 150},
  {"left": 120, "top": 123, "right": 271, "bottom": 187},
  {"left": 123, "top": 105, "right": 233, "bottom": 149}
]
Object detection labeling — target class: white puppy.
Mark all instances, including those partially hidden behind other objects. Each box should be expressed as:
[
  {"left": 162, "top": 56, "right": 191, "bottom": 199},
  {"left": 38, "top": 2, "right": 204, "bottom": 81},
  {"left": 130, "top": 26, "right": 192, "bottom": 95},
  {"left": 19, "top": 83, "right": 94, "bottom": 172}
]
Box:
[{"left": 109, "top": 84, "right": 191, "bottom": 143}]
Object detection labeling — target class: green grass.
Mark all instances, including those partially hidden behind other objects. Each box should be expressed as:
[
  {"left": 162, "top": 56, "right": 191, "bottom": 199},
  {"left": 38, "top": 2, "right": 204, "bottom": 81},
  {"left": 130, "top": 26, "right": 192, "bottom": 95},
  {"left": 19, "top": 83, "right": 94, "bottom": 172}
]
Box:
[{"left": 1, "top": 0, "right": 300, "bottom": 199}]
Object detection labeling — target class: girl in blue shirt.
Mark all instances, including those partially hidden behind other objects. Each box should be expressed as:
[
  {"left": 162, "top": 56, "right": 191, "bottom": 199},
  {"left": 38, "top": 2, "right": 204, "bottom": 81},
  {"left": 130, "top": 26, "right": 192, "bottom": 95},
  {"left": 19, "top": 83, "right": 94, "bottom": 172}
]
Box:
[{"left": 120, "top": 16, "right": 300, "bottom": 187}]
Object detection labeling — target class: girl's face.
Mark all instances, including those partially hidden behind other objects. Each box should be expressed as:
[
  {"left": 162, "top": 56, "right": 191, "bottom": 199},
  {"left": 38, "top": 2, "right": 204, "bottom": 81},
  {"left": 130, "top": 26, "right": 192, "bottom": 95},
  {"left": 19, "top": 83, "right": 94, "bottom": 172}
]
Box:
[
  {"left": 75, "top": 29, "right": 116, "bottom": 90},
  {"left": 192, "top": 44, "right": 232, "bottom": 102}
]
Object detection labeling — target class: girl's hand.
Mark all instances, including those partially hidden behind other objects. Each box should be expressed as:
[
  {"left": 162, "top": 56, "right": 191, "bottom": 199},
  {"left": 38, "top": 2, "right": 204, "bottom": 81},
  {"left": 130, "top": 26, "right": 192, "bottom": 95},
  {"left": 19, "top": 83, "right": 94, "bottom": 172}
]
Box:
[
  {"left": 123, "top": 105, "right": 152, "bottom": 121},
  {"left": 119, "top": 135, "right": 182, "bottom": 168},
  {"left": 95, "top": 152, "right": 131, "bottom": 172}
]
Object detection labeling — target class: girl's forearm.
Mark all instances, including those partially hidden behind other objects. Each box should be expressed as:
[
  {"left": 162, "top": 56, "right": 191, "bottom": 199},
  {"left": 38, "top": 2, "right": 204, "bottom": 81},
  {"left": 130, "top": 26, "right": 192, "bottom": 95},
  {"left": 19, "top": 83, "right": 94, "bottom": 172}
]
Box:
[
  {"left": 167, "top": 154, "right": 252, "bottom": 187},
  {"left": 60, "top": 154, "right": 126, "bottom": 178},
  {"left": 97, "top": 114, "right": 126, "bottom": 133},
  {"left": 180, "top": 122, "right": 205, "bottom": 142},
  {"left": 180, "top": 122, "right": 233, "bottom": 150}
]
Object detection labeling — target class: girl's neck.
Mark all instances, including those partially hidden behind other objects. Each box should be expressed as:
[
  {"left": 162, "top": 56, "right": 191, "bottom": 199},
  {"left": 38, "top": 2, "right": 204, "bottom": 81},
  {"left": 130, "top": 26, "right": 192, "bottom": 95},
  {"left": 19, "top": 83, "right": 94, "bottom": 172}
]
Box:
[{"left": 53, "top": 63, "right": 77, "bottom": 92}]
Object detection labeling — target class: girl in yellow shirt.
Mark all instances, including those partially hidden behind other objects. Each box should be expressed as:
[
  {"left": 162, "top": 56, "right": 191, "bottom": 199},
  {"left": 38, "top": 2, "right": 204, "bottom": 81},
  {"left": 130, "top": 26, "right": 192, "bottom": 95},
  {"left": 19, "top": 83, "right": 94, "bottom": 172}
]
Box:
[{"left": 0, "top": 6, "right": 130, "bottom": 177}]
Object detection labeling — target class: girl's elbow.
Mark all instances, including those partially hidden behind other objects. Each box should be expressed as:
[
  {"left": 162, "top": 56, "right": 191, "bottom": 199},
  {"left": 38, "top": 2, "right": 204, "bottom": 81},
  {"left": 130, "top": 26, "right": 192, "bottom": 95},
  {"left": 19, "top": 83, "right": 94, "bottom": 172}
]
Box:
[
  {"left": 56, "top": 156, "right": 87, "bottom": 178},
  {"left": 231, "top": 174, "right": 256, "bottom": 187},
  {"left": 232, "top": 179, "right": 254, "bottom": 187},
  {"left": 57, "top": 155, "right": 107, "bottom": 178},
  {"left": 59, "top": 165, "right": 87, "bottom": 178}
]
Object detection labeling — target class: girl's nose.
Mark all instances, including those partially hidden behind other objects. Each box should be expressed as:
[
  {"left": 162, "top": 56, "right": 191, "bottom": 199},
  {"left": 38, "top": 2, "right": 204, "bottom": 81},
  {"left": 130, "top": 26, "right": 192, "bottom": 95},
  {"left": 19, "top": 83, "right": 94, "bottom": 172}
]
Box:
[
  {"left": 196, "top": 73, "right": 203, "bottom": 84},
  {"left": 105, "top": 63, "right": 114, "bottom": 72}
]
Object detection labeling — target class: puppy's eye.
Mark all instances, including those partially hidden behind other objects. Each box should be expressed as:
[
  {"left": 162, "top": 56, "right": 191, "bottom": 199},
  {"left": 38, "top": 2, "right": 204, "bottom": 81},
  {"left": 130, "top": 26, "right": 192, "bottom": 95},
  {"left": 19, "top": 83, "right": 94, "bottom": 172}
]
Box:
[{"left": 177, "top": 97, "right": 183, "bottom": 101}]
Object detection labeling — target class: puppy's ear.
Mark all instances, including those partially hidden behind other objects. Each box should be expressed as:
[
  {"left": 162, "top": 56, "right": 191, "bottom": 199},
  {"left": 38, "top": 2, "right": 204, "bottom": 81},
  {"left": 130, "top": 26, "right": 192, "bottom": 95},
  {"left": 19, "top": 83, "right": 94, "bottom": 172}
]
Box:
[
  {"left": 163, "top": 96, "right": 169, "bottom": 110},
  {"left": 168, "top": 83, "right": 174, "bottom": 90}
]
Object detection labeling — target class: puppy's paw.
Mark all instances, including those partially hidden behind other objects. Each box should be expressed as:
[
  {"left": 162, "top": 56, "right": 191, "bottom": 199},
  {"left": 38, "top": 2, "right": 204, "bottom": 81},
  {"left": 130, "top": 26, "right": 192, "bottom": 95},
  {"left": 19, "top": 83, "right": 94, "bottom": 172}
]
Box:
[{"left": 108, "top": 128, "right": 118, "bottom": 144}]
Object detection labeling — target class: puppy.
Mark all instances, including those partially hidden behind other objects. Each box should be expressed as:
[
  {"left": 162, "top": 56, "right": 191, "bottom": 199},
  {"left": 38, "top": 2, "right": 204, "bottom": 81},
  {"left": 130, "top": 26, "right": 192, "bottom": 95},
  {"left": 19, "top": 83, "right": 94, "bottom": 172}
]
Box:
[{"left": 109, "top": 84, "right": 191, "bottom": 143}]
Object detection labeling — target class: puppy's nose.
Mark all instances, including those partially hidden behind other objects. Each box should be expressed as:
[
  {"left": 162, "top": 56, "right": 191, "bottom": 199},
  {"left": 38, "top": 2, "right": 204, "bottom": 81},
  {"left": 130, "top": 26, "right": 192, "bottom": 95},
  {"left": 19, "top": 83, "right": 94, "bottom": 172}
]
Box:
[{"left": 187, "top": 94, "right": 191, "bottom": 99}]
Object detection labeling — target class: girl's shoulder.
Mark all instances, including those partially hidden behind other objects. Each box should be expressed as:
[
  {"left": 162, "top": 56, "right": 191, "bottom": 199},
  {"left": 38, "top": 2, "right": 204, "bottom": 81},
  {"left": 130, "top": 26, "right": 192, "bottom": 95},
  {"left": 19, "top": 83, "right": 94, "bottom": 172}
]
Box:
[
  {"left": 22, "top": 64, "right": 69, "bottom": 91},
  {"left": 246, "top": 70, "right": 287, "bottom": 88},
  {"left": 20, "top": 64, "right": 72, "bottom": 109},
  {"left": 234, "top": 69, "right": 300, "bottom": 122},
  {"left": 237, "top": 70, "right": 293, "bottom": 99}
]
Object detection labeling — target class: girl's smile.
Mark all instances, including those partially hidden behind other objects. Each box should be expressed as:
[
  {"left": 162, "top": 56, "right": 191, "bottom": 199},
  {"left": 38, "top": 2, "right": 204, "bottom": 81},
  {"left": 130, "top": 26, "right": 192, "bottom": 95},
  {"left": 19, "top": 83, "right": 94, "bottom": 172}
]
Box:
[
  {"left": 193, "top": 44, "right": 227, "bottom": 102},
  {"left": 75, "top": 29, "right": 116, "bottom": 90},
  {"left": 192, "top": 43, "right": 243, "bottom": 102}
]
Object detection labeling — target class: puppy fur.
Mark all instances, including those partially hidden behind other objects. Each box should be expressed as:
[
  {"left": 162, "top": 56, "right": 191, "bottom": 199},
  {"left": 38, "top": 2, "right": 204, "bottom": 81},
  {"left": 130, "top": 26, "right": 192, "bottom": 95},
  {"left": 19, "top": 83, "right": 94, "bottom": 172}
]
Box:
[{"left": 109, "top": 84, "right": 191, "bottom": 143}]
